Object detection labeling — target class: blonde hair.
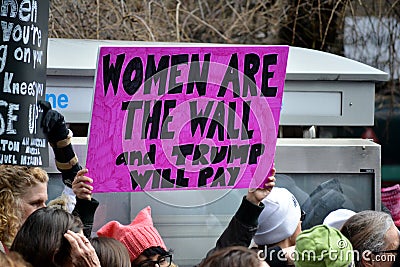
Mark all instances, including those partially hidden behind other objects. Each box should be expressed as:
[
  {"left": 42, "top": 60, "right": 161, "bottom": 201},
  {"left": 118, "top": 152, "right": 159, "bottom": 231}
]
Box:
[
  {"left": 0, "top": 251, "right": 32, "bottom": 267},
  {"left": 0, "top": 165, "right": 48, "bottom": 247}
]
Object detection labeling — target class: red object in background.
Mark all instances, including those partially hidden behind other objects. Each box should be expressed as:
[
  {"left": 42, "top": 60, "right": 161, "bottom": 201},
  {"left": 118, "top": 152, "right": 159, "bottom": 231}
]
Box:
[
  {"left": 381, "top": 184, "right": 400, "bottom": 227},
  {"left": 361, "top": 127, "right": 380, "bottom": 143}
]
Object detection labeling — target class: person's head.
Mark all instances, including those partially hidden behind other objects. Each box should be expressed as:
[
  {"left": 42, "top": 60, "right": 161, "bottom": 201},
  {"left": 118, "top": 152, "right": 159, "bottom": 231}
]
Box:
[
  {"left": 132, "top": 246, "right": 174, "bottom": 267},
  {"left": 341, "top": 210, "right": 399, "bottom": 267},
  {"left": 0, "top": 251, "right": 32, "bottom": 267},
  {"left": 295, "top": 224, "right": 354, "bottom": 267},
  {"left": 10, "top": 207, "right": 83, "bottom": 267},
  {"left": 254, "top": 187, "right": 302, "bottom": 248},
  {"left": 323, "top": 209, "right": 356, "bottom": 230},
  {"left": 97, "top": 206, "right": 171, "bottom": 266},
  {"left": 0, "top": 165, "right": 48, "bottom": 247},
  {"left": 199, "top": 246, "right": 269, "bottom": 267},
  {"left": 90, "top": 236, "right": 131, "bottom": 267}
]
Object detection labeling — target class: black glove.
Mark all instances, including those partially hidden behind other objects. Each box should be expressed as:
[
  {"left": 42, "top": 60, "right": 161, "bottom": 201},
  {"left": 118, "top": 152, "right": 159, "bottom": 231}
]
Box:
[
  {"left": 40, "top": 100, "right": 69, "bottom": 144},
  {"left": 39, "top": 100, "right": 82, "bottom": 187}
]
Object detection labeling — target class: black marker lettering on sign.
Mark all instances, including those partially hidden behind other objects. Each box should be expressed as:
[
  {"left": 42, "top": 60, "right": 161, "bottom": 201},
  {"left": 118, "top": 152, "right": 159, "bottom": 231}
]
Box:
[
  {"left": 248, "top": 143, "right": 265, "bottom": 164},
  {"left": 142, "top": 100, "right": 162, "bottom": 139},
  {"left": 189, "top": 100, "right": 254, "bottom": 141},
  {"left": 115, "top": 144, "right": 156, "bottom": 166},
  {"left": 198, "top": 167, "right": 213, "bottom": 187},
  {"left": 197, "top": 166, "right": 241, "bottom": 188},
  {"left": 122, "top": 99, "right": 176, "bottom": 140},
  {"left": 261, "top": 54, "right": 278, "bottom": 97},
  {"left": 144, "top": 55, "right": 169, "bottom": 95},
  {"left": 123, "top": 56, "right": 143, "bottom": 95},
  {"left": 218, "top": 53, "right": 240, "bottom": 98},
  {"left": 241, "top": 101, "right": 254, "bottom": 140},
  {"left": 227, "top": 167, "right": 240, "bottom": 186},
  {"left": 0, "top": 0, "right": 49, "bottom": 166},
  {"left": 190, "top": 100, "right": 213, "bottom": 137},
  {"left": 210, "top": 146, "right": 228, "bottom": 164},
  {"left": 130, "top": 169, "right": 153, "bottom": 190},
  {"left": 120, "top": 51, "right": 280, "bottom": 190},
  {"left": 186, "top": 53, "right": 211, "bottom": 96},
  {"left": 206, "top": 101, "right": 225, "bottom": 141},
  {"left": 122, "top": 100, "right": 143, "bottom": 140},
  {"left": 152, "top": 169, "right": 161, "bottom": 189},
  {"left": 172, "top": 144, "right": 194, "bottom": 166},
  {"left": 103, "top": 53, "right": 125, "bottom": 96},
  {"left": 243, "top": 53, "right": 260, "bottom": 97},
  {"left": 168, "top": 54, "right": 188, "bottom": 94},
  {"left": 210, "top": 167, "right": 225, "bottom": 187},
  {"left": 170, "top": 143, "right": 263, "bottom": 168},
  {"left": 192, "top": 144, "right": 210, "bottom": 165},
  {"left": 160, "top": 168, "right": 175, "bottom": 188},
  {"left": 105, "top": 53, "right": 213, "bottom": 98},
  {"left": 160, "top": 100, "right": 176, "bottom": 139},
  {"left": 176, "top": 169, "right": 189, "bottom": 188},
  {"left": 228, "top": 144, "right": 250, "bottom": 164},
  {"left": 144, "top": 144, "right": 156, "bottom": 164},
  {"left": 128, "top": 151, "right": 145, "bottom": 166},
  {"left": 227, "top": 101, "right": 239, "bottom": 140},
  {"left": 115, "top": 152, "right": 127, "bottom": 165},
  {"left": 130, "top": 168, "right": 189, "bottom": 190}
]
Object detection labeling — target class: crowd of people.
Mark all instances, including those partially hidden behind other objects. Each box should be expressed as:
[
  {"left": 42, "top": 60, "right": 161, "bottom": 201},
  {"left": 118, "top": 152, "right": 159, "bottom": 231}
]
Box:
[{"left": 0, "top": 104, "right": 399, "bottom": 267}]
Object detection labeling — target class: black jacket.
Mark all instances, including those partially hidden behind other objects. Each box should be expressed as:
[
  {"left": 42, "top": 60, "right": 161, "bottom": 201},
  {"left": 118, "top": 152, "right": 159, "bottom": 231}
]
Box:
[
  {"left": 72, "top": 197, "right": 99, "bottom": 238},
  {"left": 197, "top": 196, "right": 290, "bottom": 267}
]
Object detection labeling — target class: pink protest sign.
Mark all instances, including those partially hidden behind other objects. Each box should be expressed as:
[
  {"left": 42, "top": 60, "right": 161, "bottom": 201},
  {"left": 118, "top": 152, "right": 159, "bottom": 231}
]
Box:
[{"left": 87, "top": 46, "right": 288, "bottom": 193}]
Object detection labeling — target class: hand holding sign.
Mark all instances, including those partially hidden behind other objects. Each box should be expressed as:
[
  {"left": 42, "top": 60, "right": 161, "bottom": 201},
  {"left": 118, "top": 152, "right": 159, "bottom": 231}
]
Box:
[
  {"left": 247, "top": 167, "right": 276, "bottom": 206},
  {"left": 72, "top": 169, "right": 94, "bottom": 201}
]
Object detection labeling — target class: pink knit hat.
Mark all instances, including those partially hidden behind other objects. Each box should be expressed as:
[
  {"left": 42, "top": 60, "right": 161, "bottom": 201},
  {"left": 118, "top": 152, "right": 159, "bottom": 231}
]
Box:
[
  {"left": 381, "top": 184, "right": 400, "bottom": 227},
  {"left": 97, "top": 206, "right": 167, "bottom": 261}
]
